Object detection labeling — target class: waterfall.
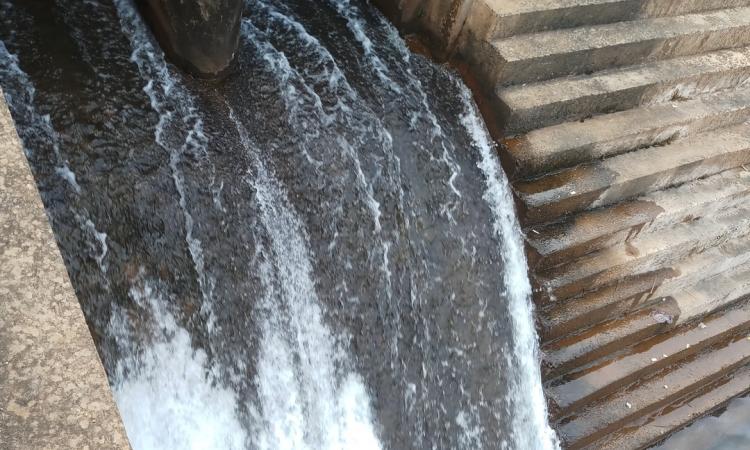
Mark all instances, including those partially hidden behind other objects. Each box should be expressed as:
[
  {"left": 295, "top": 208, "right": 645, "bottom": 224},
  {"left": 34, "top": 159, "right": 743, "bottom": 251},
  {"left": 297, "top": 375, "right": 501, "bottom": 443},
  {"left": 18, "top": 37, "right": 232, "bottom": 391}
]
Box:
[
  {"left": 110, "top": 276, "right": 248, "bottom": 450},
  {"left": 0, "top": 0, "right": 562, "bottom": 448},
  {"left": 230, "top": 108, "right": 382, "bottom": 450},
  {"left": 459, "top": 85, "right": 561, "bottom": 450}
]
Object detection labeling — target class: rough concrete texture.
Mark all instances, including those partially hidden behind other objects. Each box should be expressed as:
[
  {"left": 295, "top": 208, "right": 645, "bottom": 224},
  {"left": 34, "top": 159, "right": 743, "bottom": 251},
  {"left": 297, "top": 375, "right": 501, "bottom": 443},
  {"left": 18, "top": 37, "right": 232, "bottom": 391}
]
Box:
[
  {"left": 560, "top": 337, "right": 750, "bottom": 448},
  {"left": 549, "top": 263, "right": 750, "bottom": 412},
  {"left": 539, "top": 203, "right": 750, "bottom": 299},
  {"left": 541, "top": 229, "right": 750, "bottom": 341},
  {"left": 462, "top": 0, "right": 750, "bottom": 41},
  {"left": 499, "top": 46, "right": 750, "bottom": 134},
  {"left": 527, "top": 168, "right": 750, "bottom": 269},
  {"left": 593, "top": 366, "right": 750, "bottom": 449},
  {"left": 0, "top": 91, "right": 129, "bottom": 448},
  {"left": 507, "top": 86, "right": 750, "bottom": 179},
  {"left": 515, "top": 124, "right": 750, "bottom": 224},
  {"left": 140, "top": 0, "right": 243, "bottom": 76},
  {"left": 488, "top": 7, "right": 750, "bottom": 85}
]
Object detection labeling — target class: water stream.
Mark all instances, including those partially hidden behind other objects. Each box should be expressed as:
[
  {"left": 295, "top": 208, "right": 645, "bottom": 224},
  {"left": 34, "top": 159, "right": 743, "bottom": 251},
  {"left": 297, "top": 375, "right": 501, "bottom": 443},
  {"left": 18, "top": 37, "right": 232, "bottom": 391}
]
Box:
[{"left": 0, "top": 0, "right": 558, "bottom": 448}]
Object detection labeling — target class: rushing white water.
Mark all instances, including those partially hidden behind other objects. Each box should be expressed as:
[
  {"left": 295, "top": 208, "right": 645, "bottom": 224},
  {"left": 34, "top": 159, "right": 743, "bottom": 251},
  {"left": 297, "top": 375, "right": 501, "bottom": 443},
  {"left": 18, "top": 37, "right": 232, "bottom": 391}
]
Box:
[
  {"left": 111, "top": 277, "right": 248, "bottom": 450},
  {"left": 231, "top": 109, "right": 382, "bottom": 450},
  {"left": 459, "top": 85, "right": 561, "bottom": 450},
  {"left": 82, "top": 217, "right": 108, "bottom": 273},
  {"left": 106, "top": 2, "right": 251, "bottom": 447}
]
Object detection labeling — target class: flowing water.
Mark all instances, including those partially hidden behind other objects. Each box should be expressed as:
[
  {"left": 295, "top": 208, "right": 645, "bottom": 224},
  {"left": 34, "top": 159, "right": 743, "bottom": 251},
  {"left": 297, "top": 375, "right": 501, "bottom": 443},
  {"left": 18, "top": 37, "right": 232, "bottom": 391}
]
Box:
[{"left": 0, "top": 0, "right": 558, "bottom": 448}]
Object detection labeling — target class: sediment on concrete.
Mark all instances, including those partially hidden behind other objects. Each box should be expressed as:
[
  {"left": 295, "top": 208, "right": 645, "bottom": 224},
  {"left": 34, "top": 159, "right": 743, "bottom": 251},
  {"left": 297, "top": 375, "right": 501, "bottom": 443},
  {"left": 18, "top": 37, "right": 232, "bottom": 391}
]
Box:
[{"left": 0, "top": 90, "right": 130, "bottom": 448}]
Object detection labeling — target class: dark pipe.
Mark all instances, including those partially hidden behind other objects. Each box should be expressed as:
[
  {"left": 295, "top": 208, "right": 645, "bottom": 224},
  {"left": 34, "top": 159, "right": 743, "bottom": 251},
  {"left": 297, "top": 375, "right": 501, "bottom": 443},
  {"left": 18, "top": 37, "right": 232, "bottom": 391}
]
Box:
[{"left": 136, "top": 0, "right": 244, "bottom": 77}]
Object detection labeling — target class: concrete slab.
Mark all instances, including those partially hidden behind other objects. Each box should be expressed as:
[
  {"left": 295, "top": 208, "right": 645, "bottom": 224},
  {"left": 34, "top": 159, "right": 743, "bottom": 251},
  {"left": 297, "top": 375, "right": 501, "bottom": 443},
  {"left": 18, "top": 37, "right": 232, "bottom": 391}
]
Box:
[
  {"left": 463, "top": 0, "right": 750, "bottom": 41},
  {"left": 541, "top": 231, "right": 750, "bottom": 342},
  {"left": 499, "top": 46, "right": 750, "bottom": 134},
  {"left": 517, "top": 124, "right": 750, "bottom": 224},
  {"left": 538, "top": 203, "right": 750, "bottom": 300},
  {"left": 527, "top": 168, "right": 750, "bottom": 269},
  {"left": 549, "top": 286, "right": 750, "bottom": 414},
  {"left": 591, "top": 365, "right": 750, "bottom": 450},
  {"left": 0, "top": 91, "right": 129, "bottom": 448},
  {"left": 559, "top": 336, "right": 750, "bottom": 448},
  {"left": 507, "top": 87, "right": 750, "bottom": 180},
  {"left": 488, "top": 7, "right": 750, "bottom": 85}
]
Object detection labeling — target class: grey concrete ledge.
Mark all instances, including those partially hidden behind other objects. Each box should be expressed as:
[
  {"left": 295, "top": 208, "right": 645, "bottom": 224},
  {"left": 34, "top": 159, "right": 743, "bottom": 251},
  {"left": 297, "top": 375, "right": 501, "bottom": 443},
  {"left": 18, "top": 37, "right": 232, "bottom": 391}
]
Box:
[{"left": 0, "top": 90, "right": 130, "bottom": 449}]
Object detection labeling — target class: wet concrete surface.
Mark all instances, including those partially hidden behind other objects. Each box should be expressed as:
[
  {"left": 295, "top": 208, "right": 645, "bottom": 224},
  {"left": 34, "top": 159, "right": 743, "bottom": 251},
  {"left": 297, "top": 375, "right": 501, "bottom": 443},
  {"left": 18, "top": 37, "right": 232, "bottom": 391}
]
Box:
[{"left": 656, "top": 395, "right": 750, "bottom": 450}]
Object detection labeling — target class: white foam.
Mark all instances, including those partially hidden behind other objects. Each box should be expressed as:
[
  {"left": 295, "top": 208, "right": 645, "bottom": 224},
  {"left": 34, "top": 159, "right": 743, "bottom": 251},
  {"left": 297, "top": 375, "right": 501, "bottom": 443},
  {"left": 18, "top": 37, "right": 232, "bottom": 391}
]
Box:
[
  {"left": 458, "top": 85, "right": 561, "bottom": 450},
  {"left": 82, "top": 218, "right": 108, "bottom": 273},
  {"left": 111, "top": 279, "right": 248, "bottom": 450},
  {"left": 231, "top": 109, "right": 383, "bottom": 450}
]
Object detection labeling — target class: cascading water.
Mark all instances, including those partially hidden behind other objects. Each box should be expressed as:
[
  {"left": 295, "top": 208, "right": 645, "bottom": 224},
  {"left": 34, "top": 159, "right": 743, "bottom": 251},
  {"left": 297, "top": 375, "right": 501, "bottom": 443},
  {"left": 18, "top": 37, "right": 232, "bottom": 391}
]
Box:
[{"left": 0, "top": 0, "right": 559, "bottom": 448}]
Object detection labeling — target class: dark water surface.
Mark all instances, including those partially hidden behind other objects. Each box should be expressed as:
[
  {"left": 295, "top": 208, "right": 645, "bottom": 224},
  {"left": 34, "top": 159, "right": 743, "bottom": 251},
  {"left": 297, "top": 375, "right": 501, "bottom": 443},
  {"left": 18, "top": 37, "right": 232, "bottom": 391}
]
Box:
[{"left": 0, "top": 0, "right": 558, "bottom": 448}]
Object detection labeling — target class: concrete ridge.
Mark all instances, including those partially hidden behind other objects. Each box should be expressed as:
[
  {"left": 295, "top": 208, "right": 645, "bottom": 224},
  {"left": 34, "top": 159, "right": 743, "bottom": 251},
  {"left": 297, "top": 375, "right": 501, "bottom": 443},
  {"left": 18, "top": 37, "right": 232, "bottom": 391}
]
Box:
[
  {"left": 499, "top": 46, "right": 750, "bottom": 134},
  {"left": 507, "top": 89, "right": 750, "bottom": 179},
  {"left": 489, "top": 7, "right": 750, "bottom": 85},
  {"left": 0, "top": 91, "right": 129, "bottom": 448}
]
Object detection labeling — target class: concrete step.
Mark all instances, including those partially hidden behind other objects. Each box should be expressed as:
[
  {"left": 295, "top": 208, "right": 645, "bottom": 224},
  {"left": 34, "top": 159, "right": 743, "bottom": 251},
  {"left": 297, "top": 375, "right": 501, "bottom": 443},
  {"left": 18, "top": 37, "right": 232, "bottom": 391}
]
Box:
[
  {"left": 515, "top": 124, "right": 750, "bottom": 225},
  {"left": 536, "top": 202, "right": 750, "bottom": 302},
  {"left": 557, "top": 336, "right": 750, "bottom": 449},
  {"left": 671, "top": 261, "right": 750, "bottom": 324},
  {"left": 543, "top": 263, "right": 750, "bottom": 380},
  {"left": 484, "top": 7, "right": 750, "bottom": 86},
  {"left": 498, "top": 46, "right": 750, "bottom": 135},
  {"left": 541, "top": 233, "right": 750, "bottom": 342},
  {"left": 548, "top": 301, "right": 750, "bottom": 417},
  {"left": 526, "top": 168, "right": 750, "bottom": 270},
  {"left": 464, "top": 0, "right": 750, "bottom": 41},
  {"left": 506, "top": 86, "right": 750, "bottom": 181},
  {"left": 587, "top": 364, "right": 750, "bottom": 450},
  {"left": 540, "top": 270, "right": 673, "bottom": 343},
  {"left": 542, "top": 301, "right": 680, "bottom": 379}
]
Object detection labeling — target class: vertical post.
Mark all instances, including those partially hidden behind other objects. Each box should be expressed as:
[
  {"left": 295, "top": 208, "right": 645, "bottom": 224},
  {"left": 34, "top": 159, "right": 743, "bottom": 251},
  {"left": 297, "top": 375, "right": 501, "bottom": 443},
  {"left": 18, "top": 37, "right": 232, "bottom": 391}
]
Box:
[{"left": 138, "top": 0, "right": 244, "bottom": 77}]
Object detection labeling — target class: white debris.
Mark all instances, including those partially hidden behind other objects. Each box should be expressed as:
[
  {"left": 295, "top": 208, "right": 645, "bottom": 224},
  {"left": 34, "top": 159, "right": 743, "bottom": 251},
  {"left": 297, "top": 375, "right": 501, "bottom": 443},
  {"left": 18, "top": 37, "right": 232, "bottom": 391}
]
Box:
[
  {"left": 653, "top": 312, "right": 674, "bottom": 324},
  {"left": 626, "top": 402, "right": 632, "bottom": 409},
  {"left": 664, "top": 385, "right": 669, "bottom": 390},
  {"left": 699, "top": 322, "right": 707, "bottom": 329},
  {"left": 651, "top": 357, "right": 658, "bottom": 362}
]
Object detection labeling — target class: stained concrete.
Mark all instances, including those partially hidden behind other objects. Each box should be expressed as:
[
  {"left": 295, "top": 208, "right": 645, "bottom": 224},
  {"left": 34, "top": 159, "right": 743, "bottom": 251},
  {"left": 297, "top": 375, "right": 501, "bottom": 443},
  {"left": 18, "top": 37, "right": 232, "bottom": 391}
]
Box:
[{"left": 0, "top": 90, "right": 129, "bottom": 448}]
